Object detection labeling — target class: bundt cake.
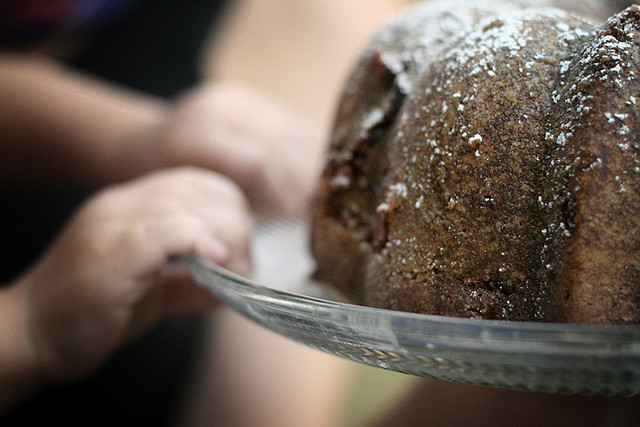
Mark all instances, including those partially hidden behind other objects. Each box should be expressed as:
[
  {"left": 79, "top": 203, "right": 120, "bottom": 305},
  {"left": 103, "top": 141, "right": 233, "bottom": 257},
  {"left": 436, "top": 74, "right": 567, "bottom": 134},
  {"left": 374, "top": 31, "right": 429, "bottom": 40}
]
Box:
[{"left": 311, "top": 0, "right": 640, "bottom": 323}]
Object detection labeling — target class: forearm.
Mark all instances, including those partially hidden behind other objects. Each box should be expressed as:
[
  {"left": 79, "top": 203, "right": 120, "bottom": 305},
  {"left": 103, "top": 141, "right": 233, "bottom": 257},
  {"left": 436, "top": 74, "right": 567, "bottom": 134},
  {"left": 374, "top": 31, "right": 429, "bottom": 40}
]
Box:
[
  {"left": 0, "top": 53, "right": 169, "bottom": 187},
  {"left": 0, "top": 283, "right": 42, "bottom": 413}
]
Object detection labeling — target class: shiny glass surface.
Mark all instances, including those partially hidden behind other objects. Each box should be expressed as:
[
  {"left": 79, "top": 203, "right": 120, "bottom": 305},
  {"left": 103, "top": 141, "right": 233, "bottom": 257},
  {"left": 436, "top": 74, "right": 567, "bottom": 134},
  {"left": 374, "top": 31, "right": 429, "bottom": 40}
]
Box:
[{"left": 184, "top": 219, "right": 640, "bottom": 396}]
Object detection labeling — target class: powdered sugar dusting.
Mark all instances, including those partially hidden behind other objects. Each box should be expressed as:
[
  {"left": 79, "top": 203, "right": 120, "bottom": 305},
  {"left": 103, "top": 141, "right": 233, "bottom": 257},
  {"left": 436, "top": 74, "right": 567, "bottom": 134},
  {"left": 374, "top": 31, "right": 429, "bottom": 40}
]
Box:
[{"left": 316, "top": 1, "right": 640, "bottom": 322}]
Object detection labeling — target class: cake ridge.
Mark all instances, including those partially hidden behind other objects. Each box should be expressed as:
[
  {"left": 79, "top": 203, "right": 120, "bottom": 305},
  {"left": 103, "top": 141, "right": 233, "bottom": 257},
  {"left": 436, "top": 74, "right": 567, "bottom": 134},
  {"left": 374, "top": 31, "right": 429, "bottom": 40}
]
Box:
[{"left": 312, "top": 0, "right": 640, "bottom": 323}]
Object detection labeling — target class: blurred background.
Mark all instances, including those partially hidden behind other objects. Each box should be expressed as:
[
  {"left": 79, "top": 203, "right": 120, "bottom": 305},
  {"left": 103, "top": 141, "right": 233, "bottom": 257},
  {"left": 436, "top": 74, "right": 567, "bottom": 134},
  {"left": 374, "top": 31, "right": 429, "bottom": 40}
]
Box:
[
  {"left": 6, "top": 1, "right": 640, "bottom": 426},
  {"left": 203, "top": 0, "right": 412, "bottom": 137},
  {"left": 180, "top": 0, "right": 416, "bottom": 426}
]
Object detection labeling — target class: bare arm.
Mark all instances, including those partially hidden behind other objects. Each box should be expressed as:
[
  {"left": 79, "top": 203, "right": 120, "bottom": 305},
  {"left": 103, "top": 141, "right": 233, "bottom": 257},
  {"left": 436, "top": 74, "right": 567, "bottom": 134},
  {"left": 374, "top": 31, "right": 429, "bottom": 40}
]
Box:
[
  {"left": 0, "top": 52, "right": 168, "bottom": 187},
  {"left": 0, "top": 52, "right": 322, "bottom": 214}
]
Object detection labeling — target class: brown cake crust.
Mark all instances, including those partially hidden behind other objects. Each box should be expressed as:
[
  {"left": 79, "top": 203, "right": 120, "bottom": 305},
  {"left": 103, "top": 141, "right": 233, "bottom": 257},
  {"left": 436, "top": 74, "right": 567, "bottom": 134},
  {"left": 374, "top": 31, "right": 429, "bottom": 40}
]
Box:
[{"left": 312, "top": 0, "right": 640, "bottom": 323}]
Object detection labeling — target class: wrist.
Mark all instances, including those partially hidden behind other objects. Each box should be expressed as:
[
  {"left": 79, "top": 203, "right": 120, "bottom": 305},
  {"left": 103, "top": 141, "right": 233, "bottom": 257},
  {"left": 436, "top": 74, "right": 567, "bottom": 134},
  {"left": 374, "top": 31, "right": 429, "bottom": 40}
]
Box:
[
  {"left": 102, "top": 97, "right": 172, "bottom": 184},
  {"left": 0, "top": 282, "right": 44, "bottom": 412}
]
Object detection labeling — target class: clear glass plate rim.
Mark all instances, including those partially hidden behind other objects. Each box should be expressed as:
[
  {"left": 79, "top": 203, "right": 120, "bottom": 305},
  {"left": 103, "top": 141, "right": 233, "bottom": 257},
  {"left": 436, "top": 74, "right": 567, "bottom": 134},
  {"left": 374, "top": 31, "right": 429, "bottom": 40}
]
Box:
[{"left": 185, "top": 255, "right": 640, "bottom": 351}]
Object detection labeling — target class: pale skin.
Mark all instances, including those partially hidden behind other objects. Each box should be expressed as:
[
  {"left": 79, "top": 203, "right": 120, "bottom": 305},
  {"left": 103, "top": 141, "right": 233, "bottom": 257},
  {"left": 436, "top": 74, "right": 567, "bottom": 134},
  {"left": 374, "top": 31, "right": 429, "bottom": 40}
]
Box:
[
  {"left": 0, "top": 52, "right": 324, "bottom": 412},
  {"left": 0, "top": 168, "right": 252, "bottom": 409},
  {"left": 6, "top": 1, "right": 637, "bottom": 424},
  {"left": 204, "top": 1, "right": 640, "bottom": 425},
  {"left": 5, "top": 1, "right": 627, "bottom": 423},
  {"left": 0, "top": 1, "right": 413, "bottom": 424},
  {"left": 0, "top": 53, "right": 322, "bottom": 212}
]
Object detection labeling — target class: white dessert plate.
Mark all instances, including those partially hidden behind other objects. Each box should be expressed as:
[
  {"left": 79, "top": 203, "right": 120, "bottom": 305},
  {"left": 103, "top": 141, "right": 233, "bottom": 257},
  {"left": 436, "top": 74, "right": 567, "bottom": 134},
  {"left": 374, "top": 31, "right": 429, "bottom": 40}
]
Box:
[{"left": 183, "top": 218, "right": 640, "bottom": 396}]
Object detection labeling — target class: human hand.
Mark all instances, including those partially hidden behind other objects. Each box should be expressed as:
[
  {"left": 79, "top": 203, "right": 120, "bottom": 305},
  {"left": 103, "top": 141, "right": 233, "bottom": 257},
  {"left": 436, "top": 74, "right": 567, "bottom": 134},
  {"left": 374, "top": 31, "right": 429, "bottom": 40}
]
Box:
[
  {"left": 12, "top": 167, "right": 251, "bottom": 384},
  {"left": 147, "top": 82, "right": 324, "bottom": 215},
  {"left": 0, "top": 58, "right": 324, "bottom": 215}
]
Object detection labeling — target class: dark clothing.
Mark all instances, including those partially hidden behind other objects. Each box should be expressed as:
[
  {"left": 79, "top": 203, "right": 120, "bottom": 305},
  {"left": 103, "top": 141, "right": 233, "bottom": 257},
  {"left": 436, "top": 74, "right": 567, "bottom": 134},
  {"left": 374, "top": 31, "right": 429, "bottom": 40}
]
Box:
[
  {"left": 1, "top": 0, "right": 229, "bottom": 425},
  {"left": 3, "top": 317, "right": 206, "bottom": 426},
  {"left": 69, "top": 0, "right": 230, "bottom": 98},
  {"left": 0, "top": 0, "right": 140, "bottom": 41}
]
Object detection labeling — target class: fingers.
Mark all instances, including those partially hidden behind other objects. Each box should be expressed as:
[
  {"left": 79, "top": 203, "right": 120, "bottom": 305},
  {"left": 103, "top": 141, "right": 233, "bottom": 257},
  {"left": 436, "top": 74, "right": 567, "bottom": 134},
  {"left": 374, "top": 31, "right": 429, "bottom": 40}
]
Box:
[
  {"left": 157, "top": 81, "right": 325, "bottom": 215},
  {"left": 21, "top": 167, "right": 252, "bottom": 382},
  {"left": 83, "top": 167, "right": 252, "bottom": 275}
]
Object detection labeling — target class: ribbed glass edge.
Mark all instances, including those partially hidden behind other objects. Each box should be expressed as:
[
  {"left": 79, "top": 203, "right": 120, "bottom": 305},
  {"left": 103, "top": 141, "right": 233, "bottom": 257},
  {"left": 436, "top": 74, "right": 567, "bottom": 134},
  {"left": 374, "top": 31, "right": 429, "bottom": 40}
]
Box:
[{"left": 183, "top": 255, "right": 640, "bottom": 355}]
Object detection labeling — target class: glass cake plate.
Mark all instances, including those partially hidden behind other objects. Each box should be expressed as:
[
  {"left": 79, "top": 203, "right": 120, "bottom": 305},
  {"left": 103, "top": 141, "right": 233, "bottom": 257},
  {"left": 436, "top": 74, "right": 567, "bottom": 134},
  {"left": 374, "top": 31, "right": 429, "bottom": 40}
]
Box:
[{"left": 183, "top": 218, "right": 640, "bottom": 397}]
